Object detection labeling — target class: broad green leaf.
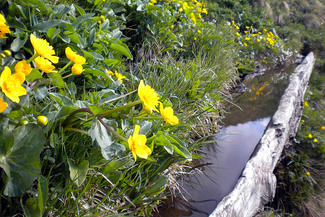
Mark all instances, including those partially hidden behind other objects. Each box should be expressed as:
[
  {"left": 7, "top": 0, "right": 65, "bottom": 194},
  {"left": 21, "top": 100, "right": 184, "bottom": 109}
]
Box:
[
  {"left": 48, "top": 73, "right": 65, "bottom": 88},
  {"left": 10, "top": 34, "right": 28, "bottom": 52},
  {"left": 140, "top": 121, "right": 152, "bottom": 135},
  {"left": 88, "top": 119, "right": 125, "bottom": 160},
  {"left": 84, "top": 68, "right": 108, "bottom": 78},
  {"left": 0, "top": 125, "right": 45, "bottom": 196},
  {"left": 110, "top": 42, "right": 133, "bottom": 60},
  {"left": 22, "top": 198, "right": 41, "bottom": 217},
  {"left": 49, "top": 93, "right": 74, "bottom": 106},
  {"left": 8, "top": 110, "right": 24, "bottom": 120},
  {"left": 68, "top": 159, "right": 89, "bottom": 187},
  {"left": 26, "top": 68, "right": 43, "bottom": 82},
  {"left": 88, "top": 105, "right": 105, "bottom": 115},
  {"left": 67, "top": 33, "right": 81, "bottom": 44}
]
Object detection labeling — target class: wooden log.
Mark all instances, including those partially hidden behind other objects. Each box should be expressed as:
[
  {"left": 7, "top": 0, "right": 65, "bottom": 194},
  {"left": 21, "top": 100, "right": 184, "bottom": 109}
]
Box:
[{"left": 209, "top": 52, "right": 315, "bottom": 217}]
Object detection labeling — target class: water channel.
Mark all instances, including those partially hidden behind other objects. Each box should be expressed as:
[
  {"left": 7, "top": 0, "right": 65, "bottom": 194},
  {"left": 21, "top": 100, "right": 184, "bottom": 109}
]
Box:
[{"left": 156, "top": 60, "right": 296, "bottom": 217}]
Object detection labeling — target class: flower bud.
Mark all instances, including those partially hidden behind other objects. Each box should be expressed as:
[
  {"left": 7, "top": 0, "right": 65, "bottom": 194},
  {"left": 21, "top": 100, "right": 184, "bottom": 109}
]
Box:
[
  {"left": 0, "top": 53, "right": 6, "bottom": 58},
  {"left": 72, "top": 64, "right": 83, "bottom": 75},
  {"left": 3, "top": 50, "right": 11, "bottom": 56},
  {"left": 21, "top": 120, "right": 29, "bottom": 125},
  {"left": 37, "top": 116, "right": 48, "bottom": 126}
]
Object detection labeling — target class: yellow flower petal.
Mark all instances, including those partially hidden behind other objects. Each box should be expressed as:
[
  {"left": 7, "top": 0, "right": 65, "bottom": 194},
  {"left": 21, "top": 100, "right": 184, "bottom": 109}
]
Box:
[
  {"left": 65, "top": 47, "right": 86, "bottom": 64},
  {"left": 35, "top": 56, "right": 56, "bottom": 73},
  {"left": 160, "top": 103, "right": 179, "bottom": 125},
  {"left": 30, "top": 34, "right": 59, "bottom": 63},
  {"left": 0, "top": 97, "right": 8, "bottom": 113},
  {"left": 0, "top": 67, "right": 27, "bottom": 103},
  {"left": 15, "top": 60, "right": 32, "bottom": 76},
  {"left": 72, "top": 64, "right": 83, "bottom": 75},
  {"left": 138, "top": 80, "right": 159, "bottom": 114},
  {"left": 128, "top": 125, "right": 151, "bottom": 161}
]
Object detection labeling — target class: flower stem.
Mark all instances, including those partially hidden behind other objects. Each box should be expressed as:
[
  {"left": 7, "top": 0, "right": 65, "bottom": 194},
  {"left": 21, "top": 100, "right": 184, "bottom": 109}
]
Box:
[
  {"left": 58, "top": 61, "right": 72, "bottom": 74},
  {"left": 62, "top": 74, "right": 73, "bottom": 79},
  {"left": 98, "top": 117, "right": 128, "bottom": 142},
  {"left": 26, "top": 53, "right": 38, "bottom": 64},
  {"left": 97, "top": 100, "right": 142, "bottom": 118}
]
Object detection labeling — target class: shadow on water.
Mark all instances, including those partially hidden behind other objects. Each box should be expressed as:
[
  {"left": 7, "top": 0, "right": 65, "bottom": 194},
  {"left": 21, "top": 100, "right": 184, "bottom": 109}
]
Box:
[{"left": 154, "top": 61, "right": 297, "bottom": 217}]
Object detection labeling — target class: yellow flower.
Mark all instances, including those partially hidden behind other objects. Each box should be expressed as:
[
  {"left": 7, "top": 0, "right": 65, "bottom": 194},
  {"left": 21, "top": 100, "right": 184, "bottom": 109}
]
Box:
[
  {"left": 15, "top": 60, "right": 32, "bottom": 76},
  {"left": 304, "top": 101, "right": 309, "bottom": 107},
  {"left": 100, "top": 15, "right": 105, "bottom": 23},
  {"left": 37, "top": 116, "right": 48, "bottom": 126},
  {"left": 306, "top": 171, "right": 310, "bottom": 176},
  {"left": 170, "top": 25, "right": 174, "bottom": 30},
  {"left": 160, "top": 103, "right": 179, "bottom": 125},
  {"left": 71, "top": 64, "right": 83, "bottom": 75},
  {"left": 35, "top": 56, "right": 56, "bottom": 73},
  {"left": 106, "top": 69, "right": 114, "bottom": 76},
  {"left": 138, "top": 80, "right": 159, "bottom": 114},
  {"left": 128, "top": 125, "right": 152, "bottom": 161},
  {"left": 115, "top": 71, "right": 126, "bottom": 83},
  {"left": 65, "top": 47, "right": 86, "bottom": 64},
  {"left": 313, "top": 138, "right": 318, "bottom": 143},
  {"left": 190, "top": 13, "right": 197, "bottom": 25},
  {"left": 243, "top": 42, "right": 248, "bottom": 47},
  {"left": 321, "top": 126, "right": 325, "bottom": 130},
  {"left": 194, "top": 37, "right": 197, "bottom": 40},
  {"left": 0, "top": 97, "right": 8, "bottom": 113},
  {"left": 0, "top": 67, "right": 27, "bottom": 103},
  {"left": 245, "top": 37, "right": 251, "bottom": 41},
  {"left": 301, "top": 119, "right": 305, "bottom": 123},
  {"left": 30, "top": 34, "right": 59, "bottom": 64},
  {"left": 3, "top": 50, "right": 11, "bottom": 56},
  {"left": 308, "top": 133, "right": 313, "bottom": 138},
  {"left": 0, "top": 14, "right": 10, "bottom": 39},
  {"left": 236, "top": 32, "right": 240, "bottom": 37},
  {"left": 197, "top": 29, "right": 201, "bottom": 34}
]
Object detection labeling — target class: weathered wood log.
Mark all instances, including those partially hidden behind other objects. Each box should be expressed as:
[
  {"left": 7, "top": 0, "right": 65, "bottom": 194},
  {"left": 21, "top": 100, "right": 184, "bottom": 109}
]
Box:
[{"left": 209, "top": 52, "right": 315, "bottom": 217}]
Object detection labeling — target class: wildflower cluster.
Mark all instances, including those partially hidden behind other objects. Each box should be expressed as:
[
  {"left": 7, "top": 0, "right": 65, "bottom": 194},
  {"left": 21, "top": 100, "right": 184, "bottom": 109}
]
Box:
[
  {"left": 0, "top": 23, "right": 86, "bottom": 115},
  {"left": 230, "top": 21, "right": 280, "bottom": 49},
  {"left": 129, "top": 80, "right": 179, "bottom": 161},
  {"left": 105, "top": 69, "right": 126, "bottom": 83},
  {"left": 148, "top": 0, "right": 208, "bottom": 25}
]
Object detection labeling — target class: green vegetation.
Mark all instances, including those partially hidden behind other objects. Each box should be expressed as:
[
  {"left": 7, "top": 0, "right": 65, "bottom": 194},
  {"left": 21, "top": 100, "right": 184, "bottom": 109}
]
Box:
[{"left": 0, "top": 0, "right": 283, "bottom": 216}]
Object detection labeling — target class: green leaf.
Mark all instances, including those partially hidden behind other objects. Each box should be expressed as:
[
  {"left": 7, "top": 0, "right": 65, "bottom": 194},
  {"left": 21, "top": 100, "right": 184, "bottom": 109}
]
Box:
[
  {"left": 8, "top": 110, "right": 24, "bottom": 120},
  {"left": 110, "top": 42, "right": 133, "bottom": 60},
  {"left": 102, "top": 157, "right": 132, "bottom": 175},
  {"left": 103, "top": 58, "right": 121, "bottom": 67},
  {"left": 48, "top": 73, "right": 65, "bottom": 88},
  {"left": 88, "top": 52, "right": 104, "bottom": 60},
  {"left": 0, "top": 125, "right": 46, "bottom": 196},
  {"left": 140, "top": 121, "right": 152, "bottom": 135},
  {"left": 68, "top": 159, "right": 89, "bottom": 187},
  {"left": 72, "top": 13, "right": 95, "bottom": 28},
  {"left": 88, "top": 105, "right": 105, "bottom": 115},
  {"left": 10, "top": 34, "right": 28, "bottom": 52},
  {"left": 37, "top": 176, "right": 48, "bottom": 214},
  {"left": 74, "top": 4, "right": 86, "bottom": 15},
  {"left": 22, "top": 198, "right": 41, "bottom": 217},
  {"left": 142, "top": 175, "right": 168, "bottom": 196},
  {"left": 26, "top": 68, "right": 43, "bottom": 82},
  {"left": 88, "top": 119, "right": 125, "bottom": 160},
  {"left": 33, "top": 20, "right": 65, "bottom": 32}
]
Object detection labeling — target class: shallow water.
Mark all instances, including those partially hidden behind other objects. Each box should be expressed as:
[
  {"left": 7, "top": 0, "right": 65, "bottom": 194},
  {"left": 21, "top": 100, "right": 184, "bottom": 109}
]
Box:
[{"left": 156, "top": 61, "right": 296, "bottom": 217}]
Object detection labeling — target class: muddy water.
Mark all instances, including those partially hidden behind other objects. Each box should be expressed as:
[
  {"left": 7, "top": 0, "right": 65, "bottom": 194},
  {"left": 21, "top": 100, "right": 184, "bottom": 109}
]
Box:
[{"left": 156, "top": 61, "right": 296, "bottom": 217}]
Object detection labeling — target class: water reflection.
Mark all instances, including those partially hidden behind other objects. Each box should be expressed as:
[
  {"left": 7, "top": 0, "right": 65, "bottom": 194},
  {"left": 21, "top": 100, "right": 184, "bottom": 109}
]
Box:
[
  {"left": 160, "top": 117, "right": 270, "bottom": 217},
  {"left": 155, "top": 61, "right": 295, "bottom": 217}
]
